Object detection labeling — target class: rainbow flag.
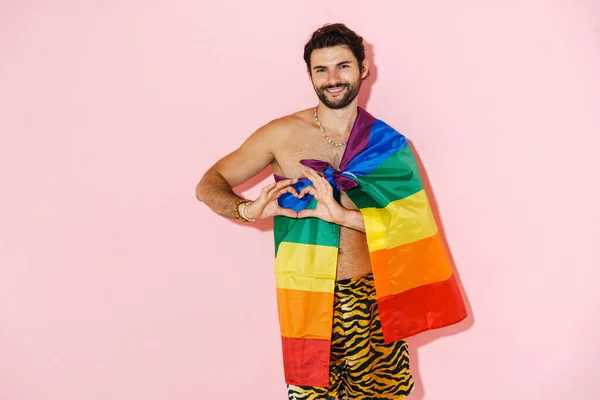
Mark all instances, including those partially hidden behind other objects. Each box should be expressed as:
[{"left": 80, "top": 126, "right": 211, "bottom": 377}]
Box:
[{"left": 273, "top": 107, "right": 467, "bottom": 387}]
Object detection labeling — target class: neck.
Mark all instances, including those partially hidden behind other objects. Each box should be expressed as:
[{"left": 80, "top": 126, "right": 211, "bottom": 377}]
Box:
[{"left": 316, "top": 101, "right": 359, "bottom": 137}]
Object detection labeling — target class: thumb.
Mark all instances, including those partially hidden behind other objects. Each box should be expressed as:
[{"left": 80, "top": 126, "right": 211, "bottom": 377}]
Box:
[
  {"left": 297, "top": 209, "right": 317, "bottom": 219},
  {"left": 276, "top": 207, "right": 298, "bottom": 218}
]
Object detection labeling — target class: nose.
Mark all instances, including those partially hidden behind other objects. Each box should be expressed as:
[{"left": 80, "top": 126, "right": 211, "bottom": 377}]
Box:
[{"left": 327, "top": 69, "right": 342, "bottom": 86}]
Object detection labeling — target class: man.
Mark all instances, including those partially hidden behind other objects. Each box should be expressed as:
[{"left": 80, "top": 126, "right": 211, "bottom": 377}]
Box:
[{"left": 196, "top": 24, "right": 466, "bottom": 399}]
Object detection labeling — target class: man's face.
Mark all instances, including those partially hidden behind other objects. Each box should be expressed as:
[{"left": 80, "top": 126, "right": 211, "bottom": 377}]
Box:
[{"left": 309, "top": 45, "right": 367, "bottom": 110}]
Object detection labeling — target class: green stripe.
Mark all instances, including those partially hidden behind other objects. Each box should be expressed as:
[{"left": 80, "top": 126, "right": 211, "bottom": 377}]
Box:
[
  {"left": 273, "top": 145, "right": 423, "bottom": 252},
  {"left": 346, "top": 145, "right": 424, "bottom": 209},
  {"left": 273, "top": 198, "right": 340, "bottom": 255}
]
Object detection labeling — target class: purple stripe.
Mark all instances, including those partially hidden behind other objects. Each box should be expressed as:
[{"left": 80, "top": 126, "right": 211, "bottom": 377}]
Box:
[
  {"left": 339, "top": 107, "right": 376, "bottom": 171},
  {"left": 299, "top": 159, "right": 359, "bottom": 190}
]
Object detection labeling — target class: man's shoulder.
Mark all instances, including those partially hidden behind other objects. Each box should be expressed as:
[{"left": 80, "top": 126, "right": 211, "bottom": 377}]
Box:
[
  {"left": 267, "top": 109, "right": 312, "bottom": 129},
  {"left": 255, "top": 108, "right": 312, "bottom": 136}
]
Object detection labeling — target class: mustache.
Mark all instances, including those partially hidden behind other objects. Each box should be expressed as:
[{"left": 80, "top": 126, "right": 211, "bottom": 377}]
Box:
[{"left": 321, "top": 83, "right": 350, "bottom": 90}]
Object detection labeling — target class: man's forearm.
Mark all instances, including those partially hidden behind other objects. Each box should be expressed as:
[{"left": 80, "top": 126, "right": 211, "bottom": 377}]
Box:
[
  {"left": 196, "top": 170, "right": 243, "bottom": 219},
  {"left": 337, "top": 209, "right": 366, "bottom": 233}
]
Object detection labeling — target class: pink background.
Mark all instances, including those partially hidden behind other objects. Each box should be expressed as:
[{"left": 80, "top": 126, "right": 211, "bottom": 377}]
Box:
[{"left": 1, "top": 1, "right": 599, "bottom": 399}]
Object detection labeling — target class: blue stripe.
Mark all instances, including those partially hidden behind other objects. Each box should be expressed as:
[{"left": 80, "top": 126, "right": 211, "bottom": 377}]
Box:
[{"left": 345, "top": 119, "right": 407, "bottom": 179}]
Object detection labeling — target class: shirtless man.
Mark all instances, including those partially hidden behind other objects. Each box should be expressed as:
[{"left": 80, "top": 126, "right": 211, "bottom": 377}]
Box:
[{"left": 196, "top": 24, "right": 414, "bottom": 399}]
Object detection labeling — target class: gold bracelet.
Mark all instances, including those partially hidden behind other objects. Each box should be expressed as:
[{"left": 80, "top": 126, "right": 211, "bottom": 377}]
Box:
[
  {"left": 239, "top": 201, "right": 256, "bottom": 222},
  {"left": 234, "top": 198, "right": 252, "bottom": 222}
]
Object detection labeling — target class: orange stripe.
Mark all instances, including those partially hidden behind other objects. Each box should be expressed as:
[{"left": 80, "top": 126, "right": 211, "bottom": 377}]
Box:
[
  {"left": 370, "top": 232, "right": 453, "bottom": 299},
  {"left": 276, "top": 288, "right": 334, "bottom": 340}
]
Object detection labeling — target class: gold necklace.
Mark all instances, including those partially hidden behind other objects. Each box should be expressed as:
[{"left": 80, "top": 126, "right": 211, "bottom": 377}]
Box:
[{"left": 314, "top": 107, "right": 346, "bottom": 147}]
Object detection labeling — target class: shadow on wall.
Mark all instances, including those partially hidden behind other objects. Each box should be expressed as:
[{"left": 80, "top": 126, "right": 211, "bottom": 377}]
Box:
[
  {"left": 358, "top": 40, "right": 378, "bottom": 110},
  {"left": 226, "top": 38, "right": 474, "bottom": 399},
  {"left": 406, "top": 142, "right": 476, "bottom": 399}
]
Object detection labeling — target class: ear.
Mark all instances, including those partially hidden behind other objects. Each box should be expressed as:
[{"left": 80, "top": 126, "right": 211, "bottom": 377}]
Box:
[{"left": 361, "top": 59, "right": 370, "bottom": 80}]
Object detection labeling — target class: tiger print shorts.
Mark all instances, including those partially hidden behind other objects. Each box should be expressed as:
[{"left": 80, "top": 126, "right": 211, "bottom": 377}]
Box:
[{"left": 287, "top": 273, "right": 414, "bottom": 400}]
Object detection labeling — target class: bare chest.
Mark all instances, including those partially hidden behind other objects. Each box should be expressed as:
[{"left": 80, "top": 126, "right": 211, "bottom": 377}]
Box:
[{"left": 272, "top": 127, "right": 346, "bottom": 179}]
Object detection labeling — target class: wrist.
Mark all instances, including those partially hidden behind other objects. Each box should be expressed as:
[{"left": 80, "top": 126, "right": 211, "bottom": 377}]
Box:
[
  {"left": 333, "top": 207, "right": 352, "bottom": 226},
  {"left": 243, "top": 201, "right": 258, "bottom": 220},
  {"left": 337, "top": 208, "right": 365, "bottom": 233},
  {"left": 234, "top": 199, "right": 255, "bottom": 222}
]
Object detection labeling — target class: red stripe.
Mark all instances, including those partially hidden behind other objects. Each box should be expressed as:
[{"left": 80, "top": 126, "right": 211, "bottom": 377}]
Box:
[
  {"left": 378, "top": 274, "right": 467, "bottom": 343},
  {"left": 281, "top": 336, "right": 331, "bottom": 387}
]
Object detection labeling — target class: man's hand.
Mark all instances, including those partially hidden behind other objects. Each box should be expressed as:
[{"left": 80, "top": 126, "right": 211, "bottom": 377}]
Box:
[
  {"left": 296, "top": 168, "right": 348, "bottom": 224},
  {"left": 244, "top": 179, "right": 300, "bottom": 220}
]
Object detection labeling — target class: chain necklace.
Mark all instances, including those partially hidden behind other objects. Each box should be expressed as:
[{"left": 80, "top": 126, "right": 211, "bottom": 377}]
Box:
[{"left": 314, "top": 106, "right": 347, "bottom": 147}]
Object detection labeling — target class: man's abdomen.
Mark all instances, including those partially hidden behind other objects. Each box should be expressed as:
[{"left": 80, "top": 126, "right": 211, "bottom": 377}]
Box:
[{"left": 336, "top": 227, "right": 372, "bottom": 280}]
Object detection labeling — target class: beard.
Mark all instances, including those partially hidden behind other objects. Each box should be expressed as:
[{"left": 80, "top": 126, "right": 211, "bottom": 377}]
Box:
[{"left": 314, "top": 79, "right": 361, "bottom": 110}]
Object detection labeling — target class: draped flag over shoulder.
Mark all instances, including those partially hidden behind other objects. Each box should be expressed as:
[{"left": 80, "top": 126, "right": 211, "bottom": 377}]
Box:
[{"left": 273, "top": 107, "right": 467, "bottom": 387}]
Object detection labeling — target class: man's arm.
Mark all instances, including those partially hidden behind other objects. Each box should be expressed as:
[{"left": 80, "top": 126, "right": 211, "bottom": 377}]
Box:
[
  {"left": 195, "top": 121, "right": 279, "bottom": 218},
  {"left": 336, "top": 209, "right": 365, "bottom": 233}
]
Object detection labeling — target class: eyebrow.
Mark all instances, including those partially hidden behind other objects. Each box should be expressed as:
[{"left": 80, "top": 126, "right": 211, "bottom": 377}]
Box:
[{"left": 312, "top": 61, "right": 352, "bottom": 71}]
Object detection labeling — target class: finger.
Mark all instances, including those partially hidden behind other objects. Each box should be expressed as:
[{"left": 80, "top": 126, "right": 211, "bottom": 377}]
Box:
[
  {"left": 277, "top": 178, "right": 299, "bottom": 188},
  {"left": 266, "top": 180, "right": 291, "bottom": 198},
  {"left": 321, "top": 176, "right": 333, "bottom": 195},
  {"left": 307, "top": 170, "right": 327, "bottom": 193},
  {"left": 274, "top": 179, "right": 293, "bottom": 192},
  {"left": 275, "top": 178, "right": 300, "bottom": 194},
  {"left": 302, "top": 168, "right": 321, "bottom": 187},
  {"left": 253, "top": 183, "right": 276, "bottom": 207},
  {"left": 304, "top": 167, "right": 321, "bottom": 180},
  {"left": 272, "top": 186, "right": 299, "bottom": 200},
  {"left": 280, "top": 184, "right": 299, "bottom": 198},
  {"left": 313, "top": 171, "right": 328, "bottom": 192},
  {"left": 276, "top": 207, "right": 298, "bottom": 218},
  {"left": 260, "top": 182, "right": 277, "bottom": 197},
  {"left": 264, "top": 182, "right": 291, "bottom": 203},
  {"left": 298, "top": 186, "right": 316, "bottom": 199}
]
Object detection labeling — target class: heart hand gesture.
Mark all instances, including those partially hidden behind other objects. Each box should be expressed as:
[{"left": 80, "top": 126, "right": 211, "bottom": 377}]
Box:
[{"left": 297, "top": 168, "right": 348, "bottom": 225}]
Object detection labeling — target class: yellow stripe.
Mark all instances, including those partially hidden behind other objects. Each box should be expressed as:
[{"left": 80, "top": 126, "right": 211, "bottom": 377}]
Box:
[
  {"left": 361, "top": 190, "right": 438, "bottom": 252},
  {"left": 274, "top": 242, "right": 337, "bottom": 293}
]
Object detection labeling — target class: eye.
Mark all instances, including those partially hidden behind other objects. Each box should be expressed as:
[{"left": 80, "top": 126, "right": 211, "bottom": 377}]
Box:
[{"left": 340, "top": 64, "right": 349, "bottom": 69}]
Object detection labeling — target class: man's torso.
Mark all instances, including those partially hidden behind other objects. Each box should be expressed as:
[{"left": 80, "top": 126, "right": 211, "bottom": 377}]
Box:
[{"left": 270, "top": 109, "right": 372, "bottom": 280}]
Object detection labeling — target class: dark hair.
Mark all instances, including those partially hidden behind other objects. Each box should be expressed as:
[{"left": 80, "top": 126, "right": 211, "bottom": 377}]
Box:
[{"left": 303, "top": 23, "right": 366, "bottom": 73}]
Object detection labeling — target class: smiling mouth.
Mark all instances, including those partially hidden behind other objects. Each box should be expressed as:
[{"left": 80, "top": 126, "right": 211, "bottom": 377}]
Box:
[{"left": 326, "top": 86, "right": 346, "bottom": 95}]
